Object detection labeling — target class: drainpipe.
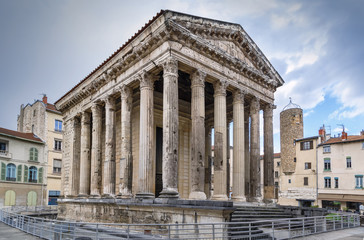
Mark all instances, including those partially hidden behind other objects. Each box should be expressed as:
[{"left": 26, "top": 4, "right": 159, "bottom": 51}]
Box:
[{"left": 316, "top": 143, "right": 319, "bottom": 206}]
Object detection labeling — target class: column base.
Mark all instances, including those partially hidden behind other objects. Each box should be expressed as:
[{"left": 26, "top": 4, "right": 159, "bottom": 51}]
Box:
[
  {"left": 116, "top": 193, "right": 133, "bottom": 199},
  {"left": 77, "top": 194, "right": 88, "bottom": 198},
  {"left": 135, "top": 192, "right": 155, "bottom": 199},
  {"left": 158, "top": 188, "right": 179, "bottom": 199},
  {"left": 211, "top": 194, "right": 229, "bottom": 201},
  {"left": 189, "top": 191, "right": 207, "bottom": 200},
  {"left": 232, "top": 196, "right": 247, "bottom": 202},
  {"left": 89, "top": 194, "right": 101, "bottom": 199},
  {"left": 102, "top": 194, "right": 115, "bottom": 199}
]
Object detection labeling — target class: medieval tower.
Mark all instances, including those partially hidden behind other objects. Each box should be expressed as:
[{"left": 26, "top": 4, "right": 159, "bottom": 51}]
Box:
[{"left": 280, "top": 98, "right": 303, "bottom": 174}]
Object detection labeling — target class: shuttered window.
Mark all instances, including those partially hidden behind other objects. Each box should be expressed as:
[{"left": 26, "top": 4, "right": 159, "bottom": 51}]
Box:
[
  {"left": 29, "top": 148, "right": 38, "bottom": 162},
  {"left": 24, "top": 165, "right": 28, "bottom": 182},
  {"left": 17, "top": 165, "right": 22, "bottom": 182},
  {"left": 1, "top": 162, "right": 6, "bottom": 180},
  {"left": 38, "top": 167, "right": 43, "bottom": 184}
]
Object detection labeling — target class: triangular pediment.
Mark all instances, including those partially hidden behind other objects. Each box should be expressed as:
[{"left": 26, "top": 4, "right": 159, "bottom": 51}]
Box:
[{"left": 165, "top": 10, "right": 284, "bottom": 87}]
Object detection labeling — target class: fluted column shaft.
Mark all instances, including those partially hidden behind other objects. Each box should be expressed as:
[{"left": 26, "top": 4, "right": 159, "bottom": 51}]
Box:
[
  {"left": 189, "top": 70, "right": 206, "bottom": 200},
  {"left": 244, "top": 109, "right": 250, "bottom": 197},
  {"left": 71, "top": 117, "right": 81, "bottom": 196},
  {"left": 212, "top": 80, "right": 228, "bottom": 201},
  {"left": 118, "top": 85, "right": 133, "bottom": 198},
  {"left": 160, "top": 56, "right": 179, "bottom": 198},
  {"left": 136, "top": 72, "right": 155, "bottom": 199},
  {"left": 90, "top": 104, "right": 102, "bottom": 197},
  {"left": 250, "top": 97, "right": 261, "bottom": 201},
  {"left": 232, "top": 90, "right": 246, "bottom": 201},
  {"left": 103, "top": 97, "right": 116, "bottom": 197},
  {"left": 264, "top": 104, "right": 274, "bottom": 199},
  {"left": 204, "top": 126, "right": 212, "bottom": 199},
  {"left": 79, "top": 112, "right": 91, "bottom": 196}
]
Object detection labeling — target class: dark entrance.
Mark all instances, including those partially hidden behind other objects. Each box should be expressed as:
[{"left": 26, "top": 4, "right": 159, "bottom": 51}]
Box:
[{"left": 155, "top": 127, "right": 163, "bottom": 197}]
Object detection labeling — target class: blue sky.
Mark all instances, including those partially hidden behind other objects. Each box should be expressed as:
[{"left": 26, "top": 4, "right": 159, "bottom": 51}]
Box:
[{"left": 0, "top": 0, "right": 363, "bottom": 153}]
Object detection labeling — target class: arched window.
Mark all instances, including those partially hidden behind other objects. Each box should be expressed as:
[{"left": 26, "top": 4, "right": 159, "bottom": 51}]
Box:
[
  {"left": 4, "top": 190, "right": 16, "bottom": 206},
  {"left": 29, "top": 166, "right": 37, "bottom": 183},
  {"left": 29, "top": 148, "right": 38, "bottom": 162},
  {"left": 27, "top": 191, "right": 37, "bottom": 206},
  {"left": 6, "top": 163, "right": 16, "bottom": 181}
]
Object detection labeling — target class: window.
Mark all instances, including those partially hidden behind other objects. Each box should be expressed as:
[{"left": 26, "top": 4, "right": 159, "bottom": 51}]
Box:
[
  {"left": 355, "top": 175, "right": 363, "bottom": 188},
  {"left": 33, "top": 109, "right": 36, "bottom": 117},
  {"left": 305, "top": 162, "right": 312, "bottom": 170},
  {"left": 324, "top": 177, "right": 331, "bottom": 188},
  {"left": 6, "top": 164, "right": 16, "bottom": 181},
  {"left": 294, "top": 157, "right": 297, "bottom": 162},
  {"left": 300, "top": 141, "right": 313, "bottom": 150},
  {"left": 324, "top": 158, "right": 331, "bottom": 171},
  {"left": 53, "top": 159, "right": 62, "bottom": 174},
  {"left": 304, "top": 177, "right": 308, "bottom": 186},
  {"left": 335, "top": 177, "right": 339, "bottom": 188},
  {"left": 346, "top": 157, "right": 352, "bottom": 168},
  {"left": 54, "top": 140, "right": 62, "bottom": 151},
  {"left": 275, "top": 171, "right": 279, "bottom": 178},
  {"left": 48, "top": 190, "right": 61, "bottom": 205},
  {"left": 29, "top": 148, "right": 38, "bottom": 162},
  {"left": 277, "top": 161, "right": 280, "bottom": 167},
  {"left": 323, "top": 145, "right": 331, "bottom": 153},
  {"left": 55, "top": 120, "right": 63, "bottom": 132},
  {"left": 29, "top": 166, "right": 37, "bottom": 183},
  {"left": 0, "top": 141, "right": 7, "bottom": 156},
  {"left": 274, "top": 182, "right": 279, "bottom": 187},
  {"left": 288, "top": 179, "right": 291, "bottom": 184}
]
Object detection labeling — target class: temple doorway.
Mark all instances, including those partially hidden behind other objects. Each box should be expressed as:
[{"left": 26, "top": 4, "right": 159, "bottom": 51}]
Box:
[{"left": 155, "top": 127, "right": 163, "bottom": 197}]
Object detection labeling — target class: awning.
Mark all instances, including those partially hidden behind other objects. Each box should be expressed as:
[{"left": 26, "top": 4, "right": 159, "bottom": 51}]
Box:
[{"left": 318, "top": 193, "right": 364, "bottom": 202}]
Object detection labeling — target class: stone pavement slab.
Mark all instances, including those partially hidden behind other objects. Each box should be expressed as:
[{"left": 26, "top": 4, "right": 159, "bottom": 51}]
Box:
[
  {"left": 0, "top": 222, "right": 41, "bottom": 240},
  {"left": 297, "top": 227, "right": 364, "bottom": 240}
]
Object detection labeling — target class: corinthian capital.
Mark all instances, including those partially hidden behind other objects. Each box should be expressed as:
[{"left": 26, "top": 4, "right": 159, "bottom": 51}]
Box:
[
  {"left": 264, "top": 103, "right": 274, "bottom": 118},
  {"left": 250, "top": 96, "right": 260, "bottom": 114},
  {"left": 137, "top": 71, "right": 154, "bottom": 90},
  {"left": 213, "top": 80, "right": 228, "bottom": 96},
  {"left": 191, "top": 70, "right": 206, "bottom": 88},
  {"left": 162, "top": 56, "right": 178, "bottom": 75},
  {"left": 119, "top": 84, "right": 132, "bottom": 100},
  {"left": 233, "top": 89, "right": 245, "bottom": 104}
]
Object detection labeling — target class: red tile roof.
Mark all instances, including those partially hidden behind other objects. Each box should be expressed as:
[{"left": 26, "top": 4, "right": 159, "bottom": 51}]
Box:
[
  {"left": 0, "top": 127, "right": 44, "bottom": 143},
  {"left": 45, "top": 103, "right": 61, "bottom": 114},
  {"left": 321, "top": 135, "right": 364, "bottom": 145}
]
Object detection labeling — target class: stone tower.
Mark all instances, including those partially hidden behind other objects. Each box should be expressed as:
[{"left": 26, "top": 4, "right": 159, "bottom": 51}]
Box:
[{"left": 280, "top": 98, "right": 303, "bottom": 174}]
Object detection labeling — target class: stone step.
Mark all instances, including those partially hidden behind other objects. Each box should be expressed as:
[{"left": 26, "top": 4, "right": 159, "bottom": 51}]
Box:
[
  {"left": 232, "top": 211, "right": 288, "bottom": 215},
  {"left": 234, "top": 207, "right": 285, "bottom": 212}
]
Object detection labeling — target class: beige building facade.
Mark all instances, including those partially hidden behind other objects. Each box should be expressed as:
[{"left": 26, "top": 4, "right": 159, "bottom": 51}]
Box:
[
  {"left": 0, "top": 127, "right": 46, "bottom": 206},
  {"left": 18, "top": 95, "right": 63, "bottom": 205},
  {"left": 317, "top": 130, "right": 364, "bottom": 212},
  {"left": 55, "top": 11, "right": 283, "bottom": 224}
]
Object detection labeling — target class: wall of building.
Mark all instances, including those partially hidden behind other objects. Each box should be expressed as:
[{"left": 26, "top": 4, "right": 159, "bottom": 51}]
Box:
[
  {"left": 0, "top": 135, "right": 46, "bottom": 206},
  {"left": 318, "top": 140, "right": 364, "bottom": 210}
]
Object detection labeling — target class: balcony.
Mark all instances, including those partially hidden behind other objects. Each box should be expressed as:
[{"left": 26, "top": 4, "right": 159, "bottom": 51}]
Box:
[
  {"left": 6, "top": 177, "right": 16, "bottom": 182},
  {"left": 0, "top": 150, "right": 12, "bottom": 159}
]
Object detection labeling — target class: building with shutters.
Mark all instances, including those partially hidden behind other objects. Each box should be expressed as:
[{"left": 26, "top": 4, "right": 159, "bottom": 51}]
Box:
[
  {"left": 17, "top": 95, "right": 63, "bottom": 205},
  {"left": 317, "top": 128, "right": 364, "bottom": 212},
  {"left": 0, "top": 127, "right": 46, "bottom": 207}
]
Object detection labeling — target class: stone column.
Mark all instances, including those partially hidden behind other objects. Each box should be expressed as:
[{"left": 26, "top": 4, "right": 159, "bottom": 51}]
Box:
[
  {"left": 264, "top": 103, "right": 274, "bottom": 200},
  {"left": 226, "top": 120, "right": 231, "bottom": 198},
  {"left": 90, "top": 103, "right": 102, "bottom": 197},
  {"left": 118, "top": 85, "right": 133, "bottom": 198},
  {"left": 250, "top": 97, "right": 261, "bottom": 201},
  {"left": 103, "top": 96, "right": 116, "bottom": 197},
  {"left": 244, "top": 108, "right": 250, "bottom": 197},
  {"left": 212, "top": 80, "right": 228, "bottom": 201},
  {"left": 136, "top": 72, "right": 155, "bottom": 199},
  {"left": 159, "top": 56, "right": 179, "bottom": 199},
  {"left": 71, "top": 117, "right": 81, "bottom": 197},
  {"left": 189, "top": 70, "right": 206, "bottom": 200},
  {"left": 204, "top": 125, "right": 212, "bottom": 199},
  {"left": 232, "top": 90, "right": 246, "bottom": 201},
  {"left": 78, "top": 111, "right": 91, "bottom": 197}
]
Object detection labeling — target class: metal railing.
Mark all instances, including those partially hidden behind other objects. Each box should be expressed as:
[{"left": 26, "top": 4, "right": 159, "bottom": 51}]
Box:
[{"left": 0, "top": 206, "right": 360, "bottom": 239}]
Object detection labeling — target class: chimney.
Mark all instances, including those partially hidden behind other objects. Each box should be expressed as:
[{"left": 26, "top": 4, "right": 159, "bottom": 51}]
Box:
[
  {"left": 42, "top": 94, "right": 47, "bottom": 104},
  {"left": 341, "top": 131, "right": 348, "bottom": 140},
  {"left": 319, "top": 125, "right": 326, "bottom": 143},
  {"left": 361, "top": 130, "right": 364, "bottom": 136}
]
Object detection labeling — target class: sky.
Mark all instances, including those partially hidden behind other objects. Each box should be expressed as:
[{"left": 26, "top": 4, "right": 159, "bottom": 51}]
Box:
[{"left": 0, "top": 0, "right": 364, "bottom": 153}]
